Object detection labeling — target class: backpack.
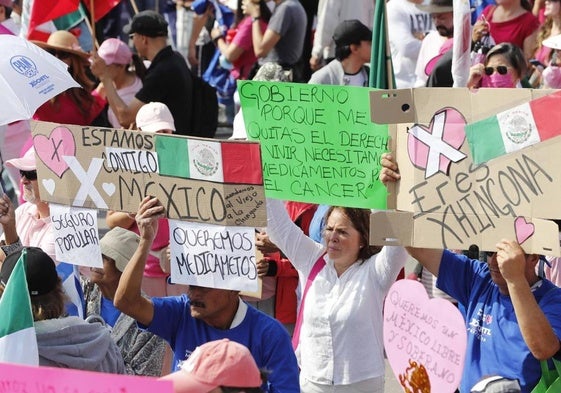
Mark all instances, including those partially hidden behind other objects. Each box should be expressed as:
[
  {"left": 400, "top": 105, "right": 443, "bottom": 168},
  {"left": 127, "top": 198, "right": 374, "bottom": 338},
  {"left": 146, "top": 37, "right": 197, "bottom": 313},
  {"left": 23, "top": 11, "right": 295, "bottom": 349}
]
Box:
[{"left": 189, "top": 73, "right": 219, "bottom": 138}]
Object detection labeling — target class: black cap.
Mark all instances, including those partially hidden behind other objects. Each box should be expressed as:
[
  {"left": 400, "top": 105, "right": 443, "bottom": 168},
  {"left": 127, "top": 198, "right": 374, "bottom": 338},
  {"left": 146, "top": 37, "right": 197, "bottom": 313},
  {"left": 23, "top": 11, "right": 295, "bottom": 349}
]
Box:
[
  {"left": 332, "top": 20, "right": 372, "bottom": 47},
  {"left": 123, "top": 10, "right": 168, "bottom": 37},
  {"left": 0, "top": 247, "right": 59, "bottom": 296}
]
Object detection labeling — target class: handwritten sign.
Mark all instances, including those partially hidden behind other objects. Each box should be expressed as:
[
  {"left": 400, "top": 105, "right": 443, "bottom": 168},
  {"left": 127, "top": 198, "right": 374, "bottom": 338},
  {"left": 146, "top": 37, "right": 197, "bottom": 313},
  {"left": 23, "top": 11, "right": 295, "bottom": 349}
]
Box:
[
  {"left": 369, "top": 88, "right": 561, "bottom": 255},
  {"left": 50, "top": 204, "right": 102, "bottom": 268},
  {"left": 169, "top": 220, "right": 257, "bottom": 292},
  {"left": 384, "top": 280, "right": 466, "bottom": 393},
  {"left": 0, "top": 362, "right": 173, "bottom": 393},
  {"left": 31, "top": 121, "right": 266, "bottom": 227},
  {"left": 239, "top": 81, "right": 389, "bottom": 209}
]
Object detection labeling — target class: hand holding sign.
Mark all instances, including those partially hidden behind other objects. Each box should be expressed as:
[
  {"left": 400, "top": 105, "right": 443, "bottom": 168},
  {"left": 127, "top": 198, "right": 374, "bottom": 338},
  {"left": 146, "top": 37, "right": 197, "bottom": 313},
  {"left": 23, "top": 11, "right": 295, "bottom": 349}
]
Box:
[
  {"left": 384, "top": 279, "right": 466, "bottom": 393},
  {"left": 135, "top": 196, "right": 165, "bottom": 242}
]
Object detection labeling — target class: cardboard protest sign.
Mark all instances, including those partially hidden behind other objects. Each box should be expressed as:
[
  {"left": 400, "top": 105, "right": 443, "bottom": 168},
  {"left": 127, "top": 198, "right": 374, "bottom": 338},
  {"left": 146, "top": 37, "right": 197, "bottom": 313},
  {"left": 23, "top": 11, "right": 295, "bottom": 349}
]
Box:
[
  {"left": 239, "top": 81, "right": 389, "bottom": 209},
  {"left": 31, "top": 121, "right": 266, "bottom": 227},
  {"left": 384, "top": 280, "right": 466, "bottom": 393},
  {"left": 0, "top": 362, "right": 173, "bottom": 393},
  {"left": 50, "top": 204, "right": 102, "bottom": 268},
  {"left": 169, "top": 219, "right": 258, "bottom": 292},
  {"left": 369, "top": 88, "right": 561, "bottom": 255}
]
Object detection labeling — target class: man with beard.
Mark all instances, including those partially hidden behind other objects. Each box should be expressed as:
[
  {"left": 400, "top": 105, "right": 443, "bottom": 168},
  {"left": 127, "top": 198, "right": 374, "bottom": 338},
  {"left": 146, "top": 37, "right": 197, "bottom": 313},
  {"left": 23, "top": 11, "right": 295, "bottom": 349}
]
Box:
[
  {"left": 413, "top": 0, "right": 454, "bottom": 87},
  {"left": 114, "top": 196, "right": 299, "bottom": 391},
  {"left": 0, "top": 147, "right": 55, "bottom": 262}
]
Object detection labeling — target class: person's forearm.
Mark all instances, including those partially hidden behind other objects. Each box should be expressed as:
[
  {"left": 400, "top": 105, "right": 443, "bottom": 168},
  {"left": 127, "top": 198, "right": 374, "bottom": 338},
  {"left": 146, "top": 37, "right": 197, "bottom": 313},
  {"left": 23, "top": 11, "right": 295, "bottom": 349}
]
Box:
[
  {"left": 114, "top": 237, "right": 152, "bottom": 309},
  {"left": 101, "top": 77, "right": 136, "bottom": 127},
  {"left": 251, "top": 19, "right": 266, "bottom": 57},
  {"left": 106, "top": 211, "right": 135, "bottom": 229},
  {"left": 509, "top": 280, "right": 561, "bottom": 359}
]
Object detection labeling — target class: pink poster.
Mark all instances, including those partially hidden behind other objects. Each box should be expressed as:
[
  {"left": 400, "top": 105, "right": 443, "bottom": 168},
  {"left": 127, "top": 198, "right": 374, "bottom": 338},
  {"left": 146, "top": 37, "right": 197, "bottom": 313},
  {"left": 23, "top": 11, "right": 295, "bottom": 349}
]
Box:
[
  {"left": 383, "top": 279, "right": 467, "bottom": 393},
  {"left": 0, "top": 363, "right": 173, "bottom": 392}
]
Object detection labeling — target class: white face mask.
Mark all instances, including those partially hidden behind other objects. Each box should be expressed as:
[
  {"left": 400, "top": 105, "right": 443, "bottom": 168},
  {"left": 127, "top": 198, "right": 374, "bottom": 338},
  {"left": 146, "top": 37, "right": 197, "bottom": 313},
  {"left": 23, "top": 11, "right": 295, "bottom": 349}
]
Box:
[{"left": 266, "top": 0, "right": 276, "bottom": 12}]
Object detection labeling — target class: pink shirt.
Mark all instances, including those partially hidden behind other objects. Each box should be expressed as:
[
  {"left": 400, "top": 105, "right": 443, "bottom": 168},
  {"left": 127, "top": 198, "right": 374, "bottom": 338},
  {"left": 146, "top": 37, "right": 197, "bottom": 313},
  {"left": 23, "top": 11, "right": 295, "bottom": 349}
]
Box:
[
  {"left": 15, "top": 202, "right": 56, "bottom": 262},
  {"left": 231, "top": 17, "right": 267, "bottom": 80}
]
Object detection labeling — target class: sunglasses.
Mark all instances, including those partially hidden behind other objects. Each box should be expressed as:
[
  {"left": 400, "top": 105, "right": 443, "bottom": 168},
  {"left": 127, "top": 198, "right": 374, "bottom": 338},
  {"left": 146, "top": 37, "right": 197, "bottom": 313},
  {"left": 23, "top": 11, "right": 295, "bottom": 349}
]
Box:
[
  {"left": 47, "top": 48, "right": 71, "bottom": 60},
  {"left": 484, "top": 66, "right": 509, "bottom": 76},
  {"left": 19, "top": 170, "right": 37, "bottom": 180},
  {"left": 485, "top": 251, "right": 495, "bottom": 258}
]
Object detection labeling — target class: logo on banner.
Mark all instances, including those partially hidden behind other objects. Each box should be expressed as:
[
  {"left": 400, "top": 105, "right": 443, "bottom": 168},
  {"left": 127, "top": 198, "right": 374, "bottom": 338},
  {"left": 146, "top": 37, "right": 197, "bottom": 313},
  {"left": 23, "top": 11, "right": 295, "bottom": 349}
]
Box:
[{"left": 193, "top": 143, "right": 219, "bottom": 177}]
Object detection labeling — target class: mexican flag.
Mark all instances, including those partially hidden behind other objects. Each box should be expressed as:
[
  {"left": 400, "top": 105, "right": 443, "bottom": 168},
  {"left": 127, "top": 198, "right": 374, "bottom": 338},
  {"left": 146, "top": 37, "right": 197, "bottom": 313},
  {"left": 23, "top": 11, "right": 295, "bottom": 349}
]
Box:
[
  {"left": 0, "top": 249, "right": 39, "bottom": 366},
  {"left": 466, "top": 91, "right": 561, "bottom": 164}
]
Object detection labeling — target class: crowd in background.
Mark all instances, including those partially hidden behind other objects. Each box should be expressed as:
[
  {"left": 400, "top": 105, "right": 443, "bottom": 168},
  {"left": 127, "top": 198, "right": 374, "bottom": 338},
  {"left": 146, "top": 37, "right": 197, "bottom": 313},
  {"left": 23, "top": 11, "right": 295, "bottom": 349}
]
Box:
[{"left": 1, "top": 0, "right": 561, "bottom": 392}]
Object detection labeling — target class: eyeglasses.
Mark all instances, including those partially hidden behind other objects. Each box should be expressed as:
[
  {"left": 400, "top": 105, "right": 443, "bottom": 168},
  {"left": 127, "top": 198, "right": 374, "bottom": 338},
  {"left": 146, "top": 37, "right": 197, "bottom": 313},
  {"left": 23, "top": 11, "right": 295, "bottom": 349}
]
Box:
[
  {"left": 47, "top": 48, "right": 71, "bottom": 60},
  {"left": 19, "top": 170, "right": 37, "bottom": 180},
  {"left": 484, "top": 66, "right": 509, "bottom": 76},
  {"left": 485, "top": 251, "right": 496, "bottom": 258}
]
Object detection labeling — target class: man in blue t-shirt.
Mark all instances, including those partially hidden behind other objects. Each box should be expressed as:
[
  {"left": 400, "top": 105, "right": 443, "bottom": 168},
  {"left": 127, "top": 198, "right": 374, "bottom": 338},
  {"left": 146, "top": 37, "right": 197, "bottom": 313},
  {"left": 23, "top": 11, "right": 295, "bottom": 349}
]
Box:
[
  {"left": 380, "top": 153, "right": 561, "bottom": 393},
  {"left": 114, "top": 196, "right": 299, "bottom": 393}
]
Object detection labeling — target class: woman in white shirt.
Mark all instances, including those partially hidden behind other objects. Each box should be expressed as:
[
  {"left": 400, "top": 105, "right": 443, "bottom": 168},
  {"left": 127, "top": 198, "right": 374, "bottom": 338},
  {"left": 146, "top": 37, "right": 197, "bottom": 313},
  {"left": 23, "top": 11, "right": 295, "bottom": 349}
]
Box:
[{"left": 265, "top": 198, "right": 408, "bottom": 393}]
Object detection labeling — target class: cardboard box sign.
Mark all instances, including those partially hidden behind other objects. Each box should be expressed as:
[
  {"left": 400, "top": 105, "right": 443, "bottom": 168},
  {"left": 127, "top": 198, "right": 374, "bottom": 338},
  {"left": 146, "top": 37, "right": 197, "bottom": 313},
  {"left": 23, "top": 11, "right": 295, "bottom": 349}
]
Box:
[
  {"left": 30, "top": 121, "right": 267, "bottom": 227},
  {"left": 368, "top": 88, "right": 561, "bottom": 256}
]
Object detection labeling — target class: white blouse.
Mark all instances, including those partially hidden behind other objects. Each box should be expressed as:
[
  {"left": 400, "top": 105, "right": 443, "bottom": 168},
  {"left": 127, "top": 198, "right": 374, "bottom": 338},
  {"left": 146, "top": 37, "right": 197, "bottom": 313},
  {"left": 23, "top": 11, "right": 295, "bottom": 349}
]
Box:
[{"left": 266, "top": 198, "right": 408, "bottom": 385}]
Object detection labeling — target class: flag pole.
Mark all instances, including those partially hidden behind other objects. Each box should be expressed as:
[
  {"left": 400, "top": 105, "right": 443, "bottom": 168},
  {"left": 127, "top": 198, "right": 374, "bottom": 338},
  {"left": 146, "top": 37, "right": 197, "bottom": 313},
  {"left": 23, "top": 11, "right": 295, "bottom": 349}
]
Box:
[
  {"left": 130, "top": 0, "right": 140, "bottom": 14},
  {"left": 89, "top": 0, "right": 98, "bottom": 50},
  {"left": 383, "top": 1, "right": 395, "bottom": 90}
]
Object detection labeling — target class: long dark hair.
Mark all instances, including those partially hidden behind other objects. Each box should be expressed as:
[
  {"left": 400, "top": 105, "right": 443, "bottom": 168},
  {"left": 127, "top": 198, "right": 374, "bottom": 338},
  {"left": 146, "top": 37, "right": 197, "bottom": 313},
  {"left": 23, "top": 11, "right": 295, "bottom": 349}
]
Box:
[
  {"left": 235, "top": 0, "right": 272, "bottom": 26},
  {"left": 324, "top": 206, "right": 382, "bottom": 261}
]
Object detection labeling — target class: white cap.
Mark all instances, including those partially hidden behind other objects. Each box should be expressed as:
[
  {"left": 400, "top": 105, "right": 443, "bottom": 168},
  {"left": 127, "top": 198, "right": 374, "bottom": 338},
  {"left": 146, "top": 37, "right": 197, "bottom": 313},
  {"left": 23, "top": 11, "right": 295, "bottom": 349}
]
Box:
[{"left": 136, "top": 102, "right": 175, "bottom": 133}]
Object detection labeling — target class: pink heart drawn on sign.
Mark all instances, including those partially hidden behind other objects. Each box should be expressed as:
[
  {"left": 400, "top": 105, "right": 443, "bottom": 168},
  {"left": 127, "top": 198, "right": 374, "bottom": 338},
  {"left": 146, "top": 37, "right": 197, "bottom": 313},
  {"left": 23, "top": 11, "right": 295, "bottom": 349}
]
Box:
[
  {"left": 33, "top": 127, "right": 76, "bottom": 178},
  {"left": 407, "top": 108, "right": 467, "bottom": 176},
  {"left": 384, "top": 280, "right": 466, "bottom": 393},
  {"left": 514, "top": 217, "right": 534, "bottom": 244}
]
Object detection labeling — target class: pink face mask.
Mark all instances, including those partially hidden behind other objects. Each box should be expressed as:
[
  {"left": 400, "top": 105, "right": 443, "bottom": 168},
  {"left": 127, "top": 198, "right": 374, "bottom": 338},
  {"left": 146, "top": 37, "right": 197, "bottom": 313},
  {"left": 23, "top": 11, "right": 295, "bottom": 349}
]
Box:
[
  {"left": 481, "top": 73, "right": 515, "bottom": 88},
  {"left": 542, "top": 66, "right": 561, "bottom": 89}
]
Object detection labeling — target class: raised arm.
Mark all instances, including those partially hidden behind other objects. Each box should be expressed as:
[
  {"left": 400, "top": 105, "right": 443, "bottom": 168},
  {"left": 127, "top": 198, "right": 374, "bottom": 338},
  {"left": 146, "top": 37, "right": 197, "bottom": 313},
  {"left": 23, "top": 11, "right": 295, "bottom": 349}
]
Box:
[
  {"left": 379, "top": 152, "right": 444, "bottom": 276},
  {"left": 114, "top": 196, "right": 164, "bottom": 326},
  {"left": 498, "top": 240, "right": 561, "bottom": 359}
]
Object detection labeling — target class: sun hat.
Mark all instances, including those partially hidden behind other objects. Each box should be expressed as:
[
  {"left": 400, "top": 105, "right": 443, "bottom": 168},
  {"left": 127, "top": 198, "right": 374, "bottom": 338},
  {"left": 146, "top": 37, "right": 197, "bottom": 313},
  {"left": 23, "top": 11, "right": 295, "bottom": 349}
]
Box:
[
  {"left": 136, "top": 102, "right": 176, "bottom": 132},
  {"left": 99, "top": 227, "right": 140, "bottom": 273},
  {"left": 332, "top": 20, "right": 372, "bottom": 47},
  {"left": 0, "top": 247, "right": 59, "bottom": 296},
  {"left": 159, "top": 339, "right": 262, "bottom": 392},
  {"left": 123, "top": 10, "right": 168, "bottom": 37},
  {"left": 5, "top": 147, "right": 36, "bottom": 171},
  {"left": 416, "top": 0, "right": 454, "bottom": 13},
  {"left": 33, "top": 30, "right": 89, "bottom": 59},
  {"left": 98, "top": 38, "right": 132, "bottom": 65}
]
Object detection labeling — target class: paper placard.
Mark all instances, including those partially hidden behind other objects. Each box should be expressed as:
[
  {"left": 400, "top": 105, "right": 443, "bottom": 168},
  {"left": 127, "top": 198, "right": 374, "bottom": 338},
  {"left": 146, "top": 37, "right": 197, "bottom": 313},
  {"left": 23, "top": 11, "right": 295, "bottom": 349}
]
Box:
[
  {"left": 169, "top": 220, "right": 258, "bottom": 292},
  {"left": 239, "top": 81, "right": 389, "bottom": 209},
  {"left": 50, "top": 204, "right": 102, "bottom": 267}
]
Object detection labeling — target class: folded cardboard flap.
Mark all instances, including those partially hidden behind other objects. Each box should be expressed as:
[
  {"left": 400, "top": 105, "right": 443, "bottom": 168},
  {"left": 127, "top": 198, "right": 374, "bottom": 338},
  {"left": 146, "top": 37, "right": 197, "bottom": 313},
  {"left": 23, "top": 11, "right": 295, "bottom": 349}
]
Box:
[{"left": 369, "top": 88, "right": 560, "bottom": 125}]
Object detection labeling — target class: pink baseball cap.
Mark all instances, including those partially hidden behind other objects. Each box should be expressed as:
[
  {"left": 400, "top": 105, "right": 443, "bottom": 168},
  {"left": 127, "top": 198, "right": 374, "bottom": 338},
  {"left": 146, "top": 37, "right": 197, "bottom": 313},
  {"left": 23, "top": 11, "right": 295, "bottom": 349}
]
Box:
[
  {"left": 5, "top": 147, "right": 36, "bottom": 171},
  {"left": 159, "top": 339, "right": 262, "bottom": 392},
  {"left": 136, "top": 102, "right": 176, "bottom": 132},
  {"left": 98, "top": 38, "right": 132, "bottom": 65}
]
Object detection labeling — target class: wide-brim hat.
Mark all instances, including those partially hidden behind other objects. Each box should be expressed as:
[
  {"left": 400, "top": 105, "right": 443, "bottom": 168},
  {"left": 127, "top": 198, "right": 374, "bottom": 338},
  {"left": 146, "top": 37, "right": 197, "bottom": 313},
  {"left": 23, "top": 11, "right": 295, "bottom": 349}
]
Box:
[
  {"left": 32, "top": 30, "right": 89, "bottom": 59},
  {"left": 417, "top": 0, "right": 454, "bottom": 13},
  {"left": 5, "top": 146, "right": 36, "bottom": 171}
]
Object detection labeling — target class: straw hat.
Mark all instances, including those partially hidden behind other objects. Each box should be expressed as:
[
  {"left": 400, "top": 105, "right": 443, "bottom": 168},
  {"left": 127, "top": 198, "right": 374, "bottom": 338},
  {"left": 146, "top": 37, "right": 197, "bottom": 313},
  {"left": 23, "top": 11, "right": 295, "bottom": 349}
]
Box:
[{"left": 33, "top": 30, "right": 89, "bottom": 59}]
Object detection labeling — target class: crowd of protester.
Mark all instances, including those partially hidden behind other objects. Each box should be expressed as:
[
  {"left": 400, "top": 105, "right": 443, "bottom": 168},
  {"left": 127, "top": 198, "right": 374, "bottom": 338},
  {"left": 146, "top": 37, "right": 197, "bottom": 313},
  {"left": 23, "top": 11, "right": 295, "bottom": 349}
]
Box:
[{"left": 2, "top": 0, "right": 561, "bottom": 392}]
